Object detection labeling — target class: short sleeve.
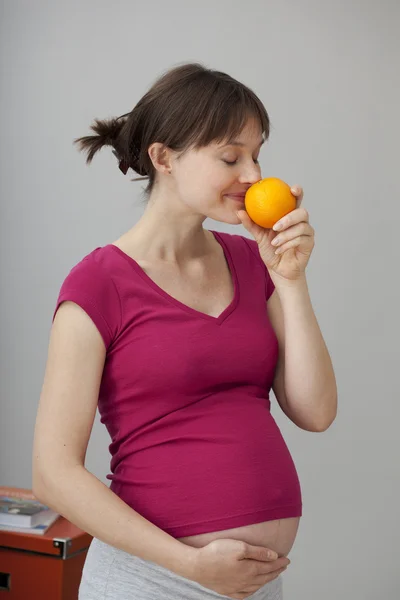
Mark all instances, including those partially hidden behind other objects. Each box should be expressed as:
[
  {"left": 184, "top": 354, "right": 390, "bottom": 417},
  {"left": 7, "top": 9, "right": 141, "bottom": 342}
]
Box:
[
  {"left": 240, "top": 236, "right": 275, "bottom": 301},
  {"left": 52, "top": 255, "right": 122, "bottom": 349}
]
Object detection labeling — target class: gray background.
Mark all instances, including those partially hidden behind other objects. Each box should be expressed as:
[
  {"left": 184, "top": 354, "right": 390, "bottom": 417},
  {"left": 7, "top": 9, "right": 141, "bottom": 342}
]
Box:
[{"left": 1, "top": 0, "right": 399, "bottom": 597}]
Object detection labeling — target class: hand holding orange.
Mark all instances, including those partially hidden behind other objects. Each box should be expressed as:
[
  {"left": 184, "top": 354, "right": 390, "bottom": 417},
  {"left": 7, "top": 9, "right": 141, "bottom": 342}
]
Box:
[
  {"left": 237, "top": 180, "right": 315, "bottom": 282},
  {"left": 245, "top": 177, "right": 296, "bottom": 229}
]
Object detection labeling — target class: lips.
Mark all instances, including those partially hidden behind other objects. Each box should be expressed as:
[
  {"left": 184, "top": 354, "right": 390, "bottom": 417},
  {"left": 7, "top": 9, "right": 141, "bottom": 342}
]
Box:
[{"left": 226, "top": 193, "right": 247, "bottom": 199}]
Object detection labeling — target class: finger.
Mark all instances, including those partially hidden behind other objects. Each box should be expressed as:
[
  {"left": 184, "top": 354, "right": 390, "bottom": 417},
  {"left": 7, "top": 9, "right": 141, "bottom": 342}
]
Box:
[
  {"left": 273, "top": 206, "right": 309, "bottom": 231},
  {"left": 251, "top": 564, "right": 289, "bottom": 586},
  {"left": 244, "top": 563, "right": 289, "bottom": 595},
  {"left": 290, "top": 185, "right": 303, "bottom": 208},
  {"left": 274, "top": 235, "right": 314, "bottom": 255},
  {"left": 271, "top": 223, "right": 314, "bottom": 248},
  {"left": 236, "top": 210, "right": 269, "bottom": 243},
  {"left": 257, "top": 556, "right": 290, "bottom": 572},
  {"left": 236, "top": 209, "right": 254, "bottom": 232},
  {"left": 240, "top": 544, "right": 279, "bottom": 562}
]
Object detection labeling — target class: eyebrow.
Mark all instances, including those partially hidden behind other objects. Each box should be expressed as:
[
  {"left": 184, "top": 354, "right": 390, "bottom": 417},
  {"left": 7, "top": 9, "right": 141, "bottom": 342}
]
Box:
[{"left": 220, "top": 139, "right": 265, "bottom": 148}]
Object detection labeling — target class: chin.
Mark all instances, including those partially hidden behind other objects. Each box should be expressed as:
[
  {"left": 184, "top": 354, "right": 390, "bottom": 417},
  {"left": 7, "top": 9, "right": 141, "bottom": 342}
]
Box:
[{"left": 209, "top": 211, "right": 242, "bottom": 226}]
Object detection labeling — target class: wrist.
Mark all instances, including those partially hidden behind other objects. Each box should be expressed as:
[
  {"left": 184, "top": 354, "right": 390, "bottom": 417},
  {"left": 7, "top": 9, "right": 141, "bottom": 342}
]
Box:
[
  {"left": 270, "top": 272, "right": 308, "bottom": 291},
  {"left": 170, "top": 543, "right": 199, "bottom": 579}
]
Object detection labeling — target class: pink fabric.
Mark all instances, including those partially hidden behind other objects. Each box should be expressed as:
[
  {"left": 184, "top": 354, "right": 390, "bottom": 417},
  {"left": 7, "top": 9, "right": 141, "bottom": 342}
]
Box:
[{"left": 53, "top": 231, "right": 302, "bottom": 537}]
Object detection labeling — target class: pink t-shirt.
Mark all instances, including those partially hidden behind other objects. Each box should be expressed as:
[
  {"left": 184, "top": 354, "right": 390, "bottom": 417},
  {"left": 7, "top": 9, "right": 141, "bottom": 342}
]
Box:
[{"left": 53, "top": 230, "right": 302, "bottom": 537}]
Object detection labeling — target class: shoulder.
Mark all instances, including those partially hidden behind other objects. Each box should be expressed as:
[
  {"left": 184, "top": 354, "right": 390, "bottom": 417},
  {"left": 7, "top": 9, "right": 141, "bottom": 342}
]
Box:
[
  {"left": 57, "top": 247, "right": 120, "bottom": 303},
  {"left": 211, "top": 230, "right": 263, "bottom": 265},
  {"left": 211, "top": 230, "right": 275, "bottom": 301},
  {"left": 53, "top": 245, "right": 122, "bottom": 348},
  {"left": 61, "top": 244, "right": 113, "bottom": 275}
]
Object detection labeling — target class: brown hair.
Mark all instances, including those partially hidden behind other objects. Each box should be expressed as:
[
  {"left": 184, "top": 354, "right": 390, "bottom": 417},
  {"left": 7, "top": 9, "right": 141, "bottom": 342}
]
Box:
[{"left": 74, "top": 62, "right": 271, "bottom": 197}]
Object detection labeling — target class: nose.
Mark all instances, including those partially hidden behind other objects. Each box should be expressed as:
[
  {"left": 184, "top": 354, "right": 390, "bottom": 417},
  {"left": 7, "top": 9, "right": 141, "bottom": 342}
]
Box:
[{"left": 238, "top": 161, "right": 261, "bottom": 185}]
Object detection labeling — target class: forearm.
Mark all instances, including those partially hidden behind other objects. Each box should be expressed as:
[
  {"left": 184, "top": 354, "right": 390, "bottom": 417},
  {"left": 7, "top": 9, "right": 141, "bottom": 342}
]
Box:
[
  {"left": 33, "top": 464, "right": 196, "bottom": 577},
  {"left": 274, "top": 274, "right": 337, "bottom": 430}
]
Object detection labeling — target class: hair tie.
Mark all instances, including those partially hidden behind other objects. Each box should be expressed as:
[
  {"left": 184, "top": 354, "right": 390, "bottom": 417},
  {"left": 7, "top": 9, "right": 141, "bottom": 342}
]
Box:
[
  {"left": 118, "top": 159, "right": 130, "bottom": 175},
  {"left": 112, "top": 150, "right": 129, "bottom": 174}
]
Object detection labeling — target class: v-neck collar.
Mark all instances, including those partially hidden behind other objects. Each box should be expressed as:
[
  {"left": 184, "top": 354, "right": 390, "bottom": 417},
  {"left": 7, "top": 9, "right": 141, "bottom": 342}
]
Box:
[{"left": 105, "top": 230, "right": 239, "bottom": 325}]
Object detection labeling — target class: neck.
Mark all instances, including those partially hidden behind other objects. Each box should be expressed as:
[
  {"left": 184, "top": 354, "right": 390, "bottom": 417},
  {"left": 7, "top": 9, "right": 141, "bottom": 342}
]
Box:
[{"left": 119, "top": 189, "right": 212, "bottom": 263}]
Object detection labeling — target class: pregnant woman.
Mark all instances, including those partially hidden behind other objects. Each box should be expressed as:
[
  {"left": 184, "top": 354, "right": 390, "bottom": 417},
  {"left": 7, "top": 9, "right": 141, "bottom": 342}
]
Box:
[{"left": 33, "top": 62, "right": 337, "bottom": 600}]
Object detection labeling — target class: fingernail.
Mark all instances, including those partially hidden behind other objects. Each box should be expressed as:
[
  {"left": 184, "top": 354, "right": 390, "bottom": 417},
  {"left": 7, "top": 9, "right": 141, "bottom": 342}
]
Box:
[{"left": 273, "top": 222, "right": 283, "bottom": 231}]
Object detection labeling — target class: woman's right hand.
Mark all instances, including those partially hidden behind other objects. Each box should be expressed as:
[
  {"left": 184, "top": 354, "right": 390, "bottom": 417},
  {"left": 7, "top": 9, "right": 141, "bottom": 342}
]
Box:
[{"left": 188, "top": 538, "right": 290, "bottom": 599}]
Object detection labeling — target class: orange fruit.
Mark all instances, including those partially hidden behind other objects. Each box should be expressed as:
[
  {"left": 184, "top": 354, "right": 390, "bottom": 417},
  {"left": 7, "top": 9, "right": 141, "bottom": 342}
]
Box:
[{"left": 244, "top": 177, "right": 296, "bottom": 229}]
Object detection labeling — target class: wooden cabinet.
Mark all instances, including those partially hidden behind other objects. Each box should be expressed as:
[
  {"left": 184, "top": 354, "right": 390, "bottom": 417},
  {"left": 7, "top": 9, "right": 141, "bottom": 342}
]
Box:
[{"left": 0, "top": 517, "right": 92, "bottom": 600}]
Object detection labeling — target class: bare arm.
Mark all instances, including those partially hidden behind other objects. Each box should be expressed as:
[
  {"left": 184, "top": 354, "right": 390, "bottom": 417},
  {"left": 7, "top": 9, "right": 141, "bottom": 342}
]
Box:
[
  {"left": 267, "top": 276, "right": 337, "bottom": 432},
  {"left": 32, "top": 301, "right": 196, "bottom": 577}
]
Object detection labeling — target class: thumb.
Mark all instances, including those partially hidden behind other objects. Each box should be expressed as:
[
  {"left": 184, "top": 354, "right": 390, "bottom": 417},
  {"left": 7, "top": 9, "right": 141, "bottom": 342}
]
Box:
[
  {"left": 236, "top": 210, "right": 268, "bottom": 245},
  {"left": 240, "top": 543, "right": 278, "bottom": 562},
  {"left": 236, "top": 210, "right": 252, "bottom": 233}
]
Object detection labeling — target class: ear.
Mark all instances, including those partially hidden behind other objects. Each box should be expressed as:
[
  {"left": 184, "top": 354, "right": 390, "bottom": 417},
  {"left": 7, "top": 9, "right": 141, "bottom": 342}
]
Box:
[{"left": 148, "top": 142, "right": 173, "bottom": 175}]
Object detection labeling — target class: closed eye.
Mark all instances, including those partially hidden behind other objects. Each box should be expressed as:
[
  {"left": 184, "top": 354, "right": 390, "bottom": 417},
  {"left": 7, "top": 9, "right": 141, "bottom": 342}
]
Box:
[{"left": 223, "top": 158, "right": 259, "bottom": 166}]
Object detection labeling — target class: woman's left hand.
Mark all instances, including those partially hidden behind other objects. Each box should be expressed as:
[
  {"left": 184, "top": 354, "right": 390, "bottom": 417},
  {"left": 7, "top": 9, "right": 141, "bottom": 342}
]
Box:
[{"left": 237, "top": 185, "right": 315, "bottom": 282}]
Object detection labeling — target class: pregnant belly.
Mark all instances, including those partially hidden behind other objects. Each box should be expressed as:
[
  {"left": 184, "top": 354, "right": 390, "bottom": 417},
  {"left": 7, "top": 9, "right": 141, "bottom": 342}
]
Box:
[
  {"left": 177, "top": 516, "right": 300, "bottom": 557},
  {"left": 112, "top": 398, "right": 302, "bottom": 553}
]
